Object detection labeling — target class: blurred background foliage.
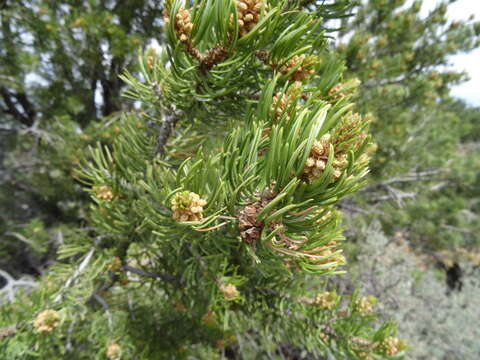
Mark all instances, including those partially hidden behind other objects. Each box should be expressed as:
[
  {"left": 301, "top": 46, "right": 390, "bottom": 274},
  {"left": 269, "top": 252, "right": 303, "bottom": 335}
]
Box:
[
  {"left": 334, "top": 0, "right": 480, "bottom": 252},
  {"left": 1, "top": 0, "right": 479, "bottom": 358},
  {"left": 0, "top": 0, "right": 163, "bottom": 275}
]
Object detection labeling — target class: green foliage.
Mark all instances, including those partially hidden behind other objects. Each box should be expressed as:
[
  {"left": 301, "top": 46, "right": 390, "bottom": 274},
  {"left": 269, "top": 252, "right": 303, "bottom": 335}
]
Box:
[
  {"left": 0, "top": 112, "right": 130, "bottom": 274},
  {"left": 381, "top": 142, "right": 480, "bottom": 249},
  {"left": 0, "top": 0, "right": 163, "bottom": 126},
  {"left": 0, "top": 0, "right": 164, "bottom": 277}
]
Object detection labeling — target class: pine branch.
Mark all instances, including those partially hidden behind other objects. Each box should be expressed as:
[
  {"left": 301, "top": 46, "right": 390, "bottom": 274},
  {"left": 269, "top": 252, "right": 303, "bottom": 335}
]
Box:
[
  {"left": 0, "top": 269, "right": 37, "bottom": 303},
  {"left": 155, "top": 110, "right": 180, "bottom": 156},
  {"left": 123, "top": 265, "right": 179, "bottom": 283},
  {"left": 359, "top": 169, "right": 446, "bottom": 193},
  {"left": 440, "top": 224, "right": 472, "bottom": 234},
  {"left": 0, "top": 87, "right": 36, "bottom": 127},
  {"left": 0, "top": 324, "right": 18, "bottom": 339},
  {"left": 53, "top": 248, "right": 95, "bottom": 304}
]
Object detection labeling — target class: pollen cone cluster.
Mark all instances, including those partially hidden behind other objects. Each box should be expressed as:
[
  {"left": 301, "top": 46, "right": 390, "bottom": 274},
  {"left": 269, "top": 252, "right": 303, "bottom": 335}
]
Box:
[
  {"left": 328, "top": 78, "right": 361, "bottom": 100},
  {"left": 271, "top": 92, "right": 290, "bottom": 121},
  {"left": 354, "top": 296, "right": 377, "bottom": 315},
  {"left": 94, "top": 185, "right": 114, "bottom": 201},
  {"left": 167, "top": 7, "right": 193, "bottom": 44},
  {"left": 171, "top": 191, "right": 207, "bottom": 222},
  {"left": 314, "top": 291, "right": 338, "bottom": 310},
  {"left": 271, "top": 82, "right": 302, "bottom": 122},
  {"left": 106, "top": 342, "right": 122, "bottom": 360},
  {"left": 219, "top": 283, "right": 239, "bottom": 300},
  {"left": 279, "top": 54, "right": 318, "bottom": 81},
  {"left": 34, "top": 309, "right": 60, "bottom": 333},
  {"left": 328, "top": 83, "right": 345, "bottom": 100},
  {"left": 303, "top": 134, "right": 348, "bottom": 182},
  {"left": 379, "top": 337, "right": 406, "bottom": 356},
  {"left": 332, "top": 112, "right": 368, "bottom": 153},
  {"left": 236, "top": 0, "right": 262, "bottom": 36},
  {"left": 146, "top": 47, "right": 157, "bottom": 70}
]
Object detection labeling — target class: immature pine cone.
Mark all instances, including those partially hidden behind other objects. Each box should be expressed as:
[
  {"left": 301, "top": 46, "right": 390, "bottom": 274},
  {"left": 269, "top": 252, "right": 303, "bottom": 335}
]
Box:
[
  {"left": 236, "top": 0, "right": 262, "bottom": 36},
  {"left": 171, "top": 191, "right": 207, "bottom": 222},
  {"left": 200, "top": 45, "right": 229, "bottom": 70},
  {"left": 238, "top": 201, "right": 264, "bottom": 242},
  {"left": 238, "top": 188, "right": 276, "bottom": 242},
  {"left": 34, "top": 309, "right": 60, "bottom": 333}
]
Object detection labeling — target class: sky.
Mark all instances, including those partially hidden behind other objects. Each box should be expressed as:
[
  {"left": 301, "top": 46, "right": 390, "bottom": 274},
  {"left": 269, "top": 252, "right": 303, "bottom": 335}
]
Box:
[{"left": 422, "top": 0, "right": 480, "bottom": 105}]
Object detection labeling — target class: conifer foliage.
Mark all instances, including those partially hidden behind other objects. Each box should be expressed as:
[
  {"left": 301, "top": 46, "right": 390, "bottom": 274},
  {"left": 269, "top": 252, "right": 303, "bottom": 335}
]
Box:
[{"left": 1, "top": 1, "right": 405, "bottom": 358}]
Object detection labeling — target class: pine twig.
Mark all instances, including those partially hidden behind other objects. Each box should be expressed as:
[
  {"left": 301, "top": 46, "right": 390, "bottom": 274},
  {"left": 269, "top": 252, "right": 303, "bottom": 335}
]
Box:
[
  {"left": 0, "top": 269, "right": 37, "bottom": 303},
  {"left": 0, "top": 324, "right": 18, "bottom": 339},
  {"left": 359, "top": 169, "right": 445, "bottom": 193},
  {"left": 53, "top": 247, "right": 95, "bottom": 304},
  {"left": 123, "top": 265, "right": 179, "bottom": 283},
  {"left": 155, "top": 110, "right": 180, "bottom": 156}
]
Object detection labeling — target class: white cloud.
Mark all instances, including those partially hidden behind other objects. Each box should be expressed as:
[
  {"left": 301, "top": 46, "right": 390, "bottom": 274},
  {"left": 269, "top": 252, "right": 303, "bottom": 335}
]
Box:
[
  {"left": 450, "top": 48, "right": 480, "bottom": 105},
  {"left": 422, "top": 0, "right": 480, "bottom": 105}
]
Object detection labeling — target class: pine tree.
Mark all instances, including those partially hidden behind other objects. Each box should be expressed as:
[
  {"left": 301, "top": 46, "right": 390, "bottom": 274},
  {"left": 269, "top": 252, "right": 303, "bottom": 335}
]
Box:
[
  {"left": 0, "top": 1, "right": 406, "bottom": 359},
  {"left": 329, "top": 0, "right": 480, "bottom": 250}
]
